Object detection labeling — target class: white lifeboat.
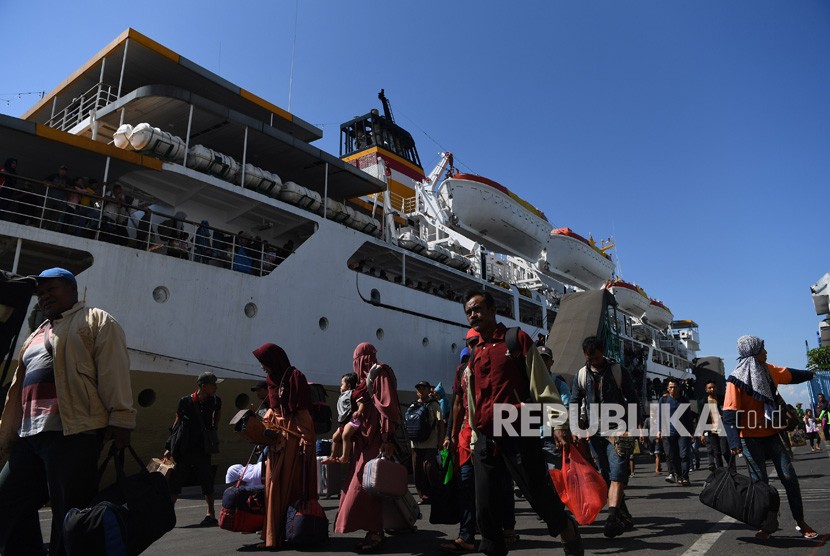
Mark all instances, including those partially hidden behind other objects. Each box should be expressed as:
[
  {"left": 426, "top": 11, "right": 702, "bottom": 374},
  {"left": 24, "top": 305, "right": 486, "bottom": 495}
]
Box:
[
  {"left": 437, "top": 174, "right": 551, "bottom": 261},
  {"left": 279, "top": 181, "right": 322, "bottom": 211},
  {"left": 324, "top": 198, "right": 354, "bottom": 224},
  {"left": 398, "top": 231, "right": 427, "bottom": 253},
  {"left": 545, "top": 228, "right": 615, "bottom": 289},
  {"left": 348, "top": 211, "right": 381, "bottom": 236},
  {"left": 241, "top": 163, "right": 282, "bottom": 196},
  {"left": 646, "top": 299, "right": 673, "bottom": 329},
  {"left": 186, "top": 145, "right": 240, "bottom": 182},
  {"left": 128, "top": 123, "right": 186, "bottom": 162},
  {"left": 606, "top": 279, "right": 650, "bottom": 317}
]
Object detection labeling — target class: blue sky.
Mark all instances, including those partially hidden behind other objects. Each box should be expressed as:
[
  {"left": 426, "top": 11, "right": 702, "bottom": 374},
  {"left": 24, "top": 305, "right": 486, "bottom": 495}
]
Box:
[{"left": 2, "top": 1, "right": 828, "bottom": 403}]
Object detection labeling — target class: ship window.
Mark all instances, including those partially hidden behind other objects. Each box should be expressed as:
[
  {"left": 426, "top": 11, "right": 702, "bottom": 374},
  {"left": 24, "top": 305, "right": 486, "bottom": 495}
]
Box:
[
  {"left": 376, "top": 328, "right": 384, "bottom": 341},
  {"left": 422, "top": 337, "right": 429, "bottom": 347},
  {"left": 451, "top": 343, "right": 457, "bottom": 352},
  {"left": 244, "top": 303, "right": 258, "bottom": 318},
  {"left": 153, "top": 286, "right": 169, "bottom": 303},
  {"left": 235, "top": 394, "right": 250, "bottom": 410},
  {"left": 319, "top": 317, "right": 329, "bottom": 330},
  {"left": 137, "top": 389, "right": 156, "bottom": 407},
  {"left": 370, "top": 289, "right": 381, "bottom": 304}
]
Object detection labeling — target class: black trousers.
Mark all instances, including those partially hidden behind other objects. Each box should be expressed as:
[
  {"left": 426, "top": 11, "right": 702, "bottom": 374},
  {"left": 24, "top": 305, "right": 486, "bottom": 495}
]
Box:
[
  {"left": 473, "top": 433, "right": 568, "bottom": 556},
  {"left": 704, "top": 433, "right": 733, "bottom": 471}
]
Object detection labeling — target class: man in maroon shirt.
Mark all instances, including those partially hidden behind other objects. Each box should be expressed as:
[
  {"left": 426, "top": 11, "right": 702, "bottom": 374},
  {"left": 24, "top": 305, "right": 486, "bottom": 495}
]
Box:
[{"left": 463, "top": 290, "right": 582, "bottom": 556}]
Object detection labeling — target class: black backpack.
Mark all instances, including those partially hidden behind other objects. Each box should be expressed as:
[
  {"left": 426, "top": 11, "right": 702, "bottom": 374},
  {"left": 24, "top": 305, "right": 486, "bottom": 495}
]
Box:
[{"left": 404, "top": 399, "right": 437, "bottom": 442}]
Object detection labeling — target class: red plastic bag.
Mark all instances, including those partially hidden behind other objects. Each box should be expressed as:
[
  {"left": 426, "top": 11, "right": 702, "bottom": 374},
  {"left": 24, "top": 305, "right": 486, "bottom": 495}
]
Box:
[{"left": 549, "top": 444, "right": 607, "bottom": 525}]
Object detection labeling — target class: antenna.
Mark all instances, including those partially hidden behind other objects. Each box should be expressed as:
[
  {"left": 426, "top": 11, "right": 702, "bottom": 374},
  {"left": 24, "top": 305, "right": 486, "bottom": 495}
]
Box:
[
  {"left": 612, "top": 220, "right": 622, "bottom": 278},
  {"left": 287, "top": 0, "right": 299, "bottom": 112}
]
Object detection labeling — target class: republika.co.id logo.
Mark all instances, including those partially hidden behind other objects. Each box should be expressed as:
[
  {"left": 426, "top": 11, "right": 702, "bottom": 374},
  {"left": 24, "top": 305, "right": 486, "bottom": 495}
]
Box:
[{"left": 490, "top": 402, "right": 784, "bottom": 437}]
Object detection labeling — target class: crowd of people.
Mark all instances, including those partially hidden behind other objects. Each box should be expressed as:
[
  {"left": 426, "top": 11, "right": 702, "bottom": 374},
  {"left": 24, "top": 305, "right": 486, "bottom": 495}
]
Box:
[
  {"left": 0, "top": 160, "right": 294, "bottom": 276},
  {"left": 0, "top": 266, "right": 824, "bottom": 554}
]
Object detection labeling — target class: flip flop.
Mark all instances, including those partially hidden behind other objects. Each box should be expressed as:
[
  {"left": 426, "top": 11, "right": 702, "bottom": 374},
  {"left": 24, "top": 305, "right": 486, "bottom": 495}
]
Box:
[
  {"left": 438, "top": 539, "right": 476, "bottom": 553},
  {"left": 796, "top": 526, "right": 819, "bottom": 539}
]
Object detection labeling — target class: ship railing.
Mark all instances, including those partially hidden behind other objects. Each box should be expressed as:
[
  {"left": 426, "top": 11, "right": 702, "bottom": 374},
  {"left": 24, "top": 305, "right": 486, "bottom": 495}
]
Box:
[
  {"left": 371, "top": 190, "right": 408, "bottom": 214},
  {"left": 0, "top": 174, "right": 291, "bottom": 276},
  {"left": 46, "top": 82, "right": 118, "bottom": 132}
]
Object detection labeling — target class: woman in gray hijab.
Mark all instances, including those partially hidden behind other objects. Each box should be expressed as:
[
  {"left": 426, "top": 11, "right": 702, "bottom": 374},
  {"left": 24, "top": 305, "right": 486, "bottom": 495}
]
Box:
[{"left": 722, "top": 335, "right": 817, "bottom": 539}]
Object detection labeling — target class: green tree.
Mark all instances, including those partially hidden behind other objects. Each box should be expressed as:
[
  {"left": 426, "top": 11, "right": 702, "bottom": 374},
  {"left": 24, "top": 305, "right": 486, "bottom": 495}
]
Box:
[{"left": 807, "top": 346, "right": 830, "bottom": 371}]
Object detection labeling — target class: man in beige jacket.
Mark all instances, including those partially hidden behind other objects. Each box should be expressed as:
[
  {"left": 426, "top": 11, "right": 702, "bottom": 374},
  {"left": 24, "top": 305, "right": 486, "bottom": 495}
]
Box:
[{"left": 0, "top": 267, "right": 135, "bottom": 555}]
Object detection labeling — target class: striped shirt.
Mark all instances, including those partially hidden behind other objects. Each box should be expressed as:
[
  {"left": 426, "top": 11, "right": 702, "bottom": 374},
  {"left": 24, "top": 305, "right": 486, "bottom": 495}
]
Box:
[{"left": 19, "top": 324, "right": 63, "bottom": 436}]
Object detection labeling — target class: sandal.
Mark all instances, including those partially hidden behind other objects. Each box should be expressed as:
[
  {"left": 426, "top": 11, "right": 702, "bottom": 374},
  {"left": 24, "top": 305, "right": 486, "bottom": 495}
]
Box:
[
  {"left": 754, "top": 530, "right": 772, "bottom": 540},
  {"left": 357, "top": 531, "right": 385, "bottom": 553},
  {"left": 796, "top": 525, "right": 819, "bottom": 539},
  {"left": 438, "top": 538, "right": 476, "bottom": 553}
]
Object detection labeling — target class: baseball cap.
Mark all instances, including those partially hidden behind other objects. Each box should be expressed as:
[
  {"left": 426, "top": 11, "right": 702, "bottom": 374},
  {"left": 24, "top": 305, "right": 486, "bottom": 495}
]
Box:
[
  {"left": 415, "top": 380, "right": 432, "bottom": 389},
  {"left": 251, "top": 380, "right": 268, "bottom": 391},
  {"left": 538, "top": 346, "right": 553, "bottom": 359},
  {"left": 36, "top": 267, "right": 77, "bottom": 286},
  {"left": 196, "top": 371, "right": 224, "bottom": 386},
  {"left": 459, "top": 347, "right": 471, "bottom": 362}
]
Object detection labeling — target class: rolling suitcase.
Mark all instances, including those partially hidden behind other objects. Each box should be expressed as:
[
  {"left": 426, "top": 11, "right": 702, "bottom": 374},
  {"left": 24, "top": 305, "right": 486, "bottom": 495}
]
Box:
[
  {"left": 317, "top": 456, "right": 343, "bottom": 498},
  {"left": 382, "top": 491, "right": 420, "bottom": 533}
]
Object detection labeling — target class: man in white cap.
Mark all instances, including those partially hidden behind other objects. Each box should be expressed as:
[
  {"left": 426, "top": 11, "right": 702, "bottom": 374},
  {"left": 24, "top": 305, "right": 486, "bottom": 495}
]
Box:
[{"left": 0, "top": 267, "right": 135, "bottom": 555}]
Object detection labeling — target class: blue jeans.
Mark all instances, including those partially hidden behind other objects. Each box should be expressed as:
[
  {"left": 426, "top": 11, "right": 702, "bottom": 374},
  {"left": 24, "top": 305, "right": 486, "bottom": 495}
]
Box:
[
  {"left": 666, "top": 435, "right": 690, "bottom": 480},
  {"left": 741, "top": 434, "right": 805, "bottom": 522},
  {"left": 588, "top": 436, "right": 630, "bottom": 485},
  {"left": 0, "top": 430, "right": 103, "bottom": 555}
]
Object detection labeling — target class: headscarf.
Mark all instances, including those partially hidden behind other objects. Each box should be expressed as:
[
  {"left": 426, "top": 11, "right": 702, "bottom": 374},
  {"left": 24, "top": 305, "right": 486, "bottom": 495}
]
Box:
[
  {"left": 252, "top": 343, "right": 310, "bottom": 413},
  {"left": 434, "top": 382, "right": 450, "bottom": 420},
  {"left": 727, "top": 335, "right": 776, "bottom": 420},
  {"left": 353, "top": 342, "right": 377, "bottom": 381}
]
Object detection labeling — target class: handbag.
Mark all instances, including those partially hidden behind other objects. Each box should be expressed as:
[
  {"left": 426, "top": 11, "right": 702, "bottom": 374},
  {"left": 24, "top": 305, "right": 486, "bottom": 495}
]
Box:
[
  {"left": 285, "top": 450, "right": 329, "bottom": 546},
  {"left": 699, "top": 456, "right": 779, "bottom": 531},
  {"left": 363, "top": 454, "right": 408, "bottom": 498},
  {"left": 65, "top": 445, "right": 176, "bottom": 556},
  {"left": 549, "top": 444, "right": 608, "bottom": 525},
  {"left": 219, "top": 445, "right": 265, "bottom": 533}
]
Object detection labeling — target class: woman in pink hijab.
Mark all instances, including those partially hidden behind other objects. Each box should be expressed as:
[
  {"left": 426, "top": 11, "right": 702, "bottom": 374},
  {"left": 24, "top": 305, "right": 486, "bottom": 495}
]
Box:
[
  {"left": 335, "top": 342, "right": 401, "bottom": 552},
  {"left": 240, "top": 343, "right": 315, "bottom": 552}
]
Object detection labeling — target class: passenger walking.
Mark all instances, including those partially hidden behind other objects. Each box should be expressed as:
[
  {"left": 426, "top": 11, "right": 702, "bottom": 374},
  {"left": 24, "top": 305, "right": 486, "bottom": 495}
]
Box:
[
  {"left": 657, "top": 377, "right": 694, "bottom": 486},
  {"left": 539, "top": 345, "right": 568, "bottom": 469},
  {"left": 440, "top": 333, "right": 518, "bottom": 553},
  {"left": 239, "top": 343, "right": 317, "bottom": 552},
  {"left": 0, "top": 267, "right": 135, "bottom": 555},
  {"left": 164, "top": 371, "right": 223, "bottom": 527},
  {"left": 462, "top": 290, "right": 582, "bottom": 556},
  {"left": 408, "top": 380, "right": 443, "bottom": 504},
  {"left": 700, "top": 380, "right": 733, "bottom": 472},
  {"left": 804, "top": 410, "right": 821, "bottom": 452},
  {"left": 723, "top": 335, "right": 818, "bottom": 539},
  {"left": 569, "top": 336, "right": 639, "bottom": 537},
  {"left": 334, "top": 342, "right": 401, "bottom": 553}
]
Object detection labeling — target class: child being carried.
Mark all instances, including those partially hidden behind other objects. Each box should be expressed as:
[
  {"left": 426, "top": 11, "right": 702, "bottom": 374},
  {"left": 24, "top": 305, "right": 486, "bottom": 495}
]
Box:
[{"left": 321, "top": 372, "right": 364, "bottom": 464}]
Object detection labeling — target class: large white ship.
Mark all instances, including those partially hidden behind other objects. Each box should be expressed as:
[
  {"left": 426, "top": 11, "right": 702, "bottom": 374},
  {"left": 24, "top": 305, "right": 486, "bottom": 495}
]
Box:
[{"left": 0, "top": 29, "right": 701, "bottom": 466}]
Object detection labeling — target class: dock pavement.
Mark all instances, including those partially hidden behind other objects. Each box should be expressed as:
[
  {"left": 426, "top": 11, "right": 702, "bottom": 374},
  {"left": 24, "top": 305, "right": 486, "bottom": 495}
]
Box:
[{"left": 39, "top": 445, "right": 830, "bottom": 554}]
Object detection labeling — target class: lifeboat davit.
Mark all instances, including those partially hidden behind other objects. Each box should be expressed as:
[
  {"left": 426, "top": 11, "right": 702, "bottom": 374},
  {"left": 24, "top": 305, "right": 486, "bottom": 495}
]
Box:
[
  {"left": 437, "top": 174, "right": 552, "bottom": 261},
  {"left": 606, "top": 279, "right": 650, "bottom": 317},
  {"left": 646, "top": 299, "right": 673, "bottom": 329},
  {"left": 545, "top": 228, "right": 615, "bottom": 289}
]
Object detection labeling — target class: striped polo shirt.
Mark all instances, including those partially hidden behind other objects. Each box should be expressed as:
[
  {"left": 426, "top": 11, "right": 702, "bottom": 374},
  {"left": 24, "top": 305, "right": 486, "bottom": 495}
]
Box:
[{"left": 19, "top": 324, "right": 63, "bottom": 436}]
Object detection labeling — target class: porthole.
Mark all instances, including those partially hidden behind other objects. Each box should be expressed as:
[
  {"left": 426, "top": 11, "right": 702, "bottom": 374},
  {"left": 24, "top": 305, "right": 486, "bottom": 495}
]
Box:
[
  {"left": 137, "top": 389, "right": 156, "bottom": 407},
  {"left": 370, "top": 289, "right": 381, "bottom": 304},
  {"left": 235, "top": 394, "right": 250, "bottom": 410},
  {"left": 451, "top": 343, "right": 457, "bottom": 351},
  {"left": 423, "top": 337, "right": 429, "bottom": 347},
  {"left": 244, "top": 303, "right": 257, "bottom": 318},
  {"left": 319, "top": 317, "right": 329, "bottom": 331},
  {"left": 152, "top": 286, "right": 169, "bottom": 303},
  {"left": 376, "top": 328, "right": 384, "bottom": 341}
]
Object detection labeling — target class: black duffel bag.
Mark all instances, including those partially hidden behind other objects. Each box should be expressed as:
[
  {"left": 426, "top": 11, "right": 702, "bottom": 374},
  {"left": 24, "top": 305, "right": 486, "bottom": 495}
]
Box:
[
  {"left": 64, "top": 445, "right": 177, "bottom": 555},
  {"left": 699, "top": 457, "right": 779, "bottom": 532}
]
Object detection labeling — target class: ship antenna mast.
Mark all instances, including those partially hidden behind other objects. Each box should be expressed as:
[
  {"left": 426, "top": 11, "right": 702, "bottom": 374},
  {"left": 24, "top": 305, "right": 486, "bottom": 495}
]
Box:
[
  {"left": 378, "top": 89, "right": 395, "bottom": 122},
  {"left": 288, "top": 0, "right": 299, "bottom": 112}
]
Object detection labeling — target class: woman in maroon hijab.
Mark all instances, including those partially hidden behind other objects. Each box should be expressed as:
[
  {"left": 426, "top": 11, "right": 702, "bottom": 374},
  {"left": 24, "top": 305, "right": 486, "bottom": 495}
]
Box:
[
  {"left": 241, "top": 343, "right": 316, "bottom": 552},
  {"left": 335, "top": 342, "right": 401, "bottom": 552}
]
